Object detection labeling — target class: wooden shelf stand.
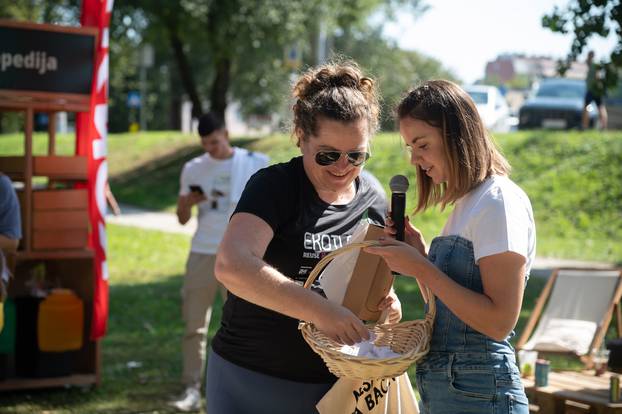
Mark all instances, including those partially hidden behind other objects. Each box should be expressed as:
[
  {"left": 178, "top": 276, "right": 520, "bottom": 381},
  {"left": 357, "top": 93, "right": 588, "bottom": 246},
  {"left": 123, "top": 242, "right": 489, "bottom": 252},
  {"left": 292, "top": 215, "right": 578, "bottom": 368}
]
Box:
[{"left": 0, "top": 98, "right": 100, "bottom": 391}]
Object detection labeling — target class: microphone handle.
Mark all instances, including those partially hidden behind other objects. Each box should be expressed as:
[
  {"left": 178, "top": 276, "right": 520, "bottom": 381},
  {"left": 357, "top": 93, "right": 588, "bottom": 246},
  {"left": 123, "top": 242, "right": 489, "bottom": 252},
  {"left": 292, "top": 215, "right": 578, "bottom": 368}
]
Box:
[{"left": 391, "top": 192, "right": 406, "bottom": 241}]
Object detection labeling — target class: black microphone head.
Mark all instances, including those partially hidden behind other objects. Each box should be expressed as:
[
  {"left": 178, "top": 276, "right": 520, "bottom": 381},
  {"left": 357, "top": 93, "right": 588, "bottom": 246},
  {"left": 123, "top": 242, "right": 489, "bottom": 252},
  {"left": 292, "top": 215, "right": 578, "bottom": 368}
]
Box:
[{"left": 389, "top": 175, "right": 409, "bottom": 193}]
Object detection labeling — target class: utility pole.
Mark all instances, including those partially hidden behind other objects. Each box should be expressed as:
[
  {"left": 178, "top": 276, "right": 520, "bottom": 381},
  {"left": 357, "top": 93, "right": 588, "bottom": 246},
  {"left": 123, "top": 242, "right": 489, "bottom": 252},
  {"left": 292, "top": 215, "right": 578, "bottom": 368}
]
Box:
[
  {"left": 139, "top": 44, "right": 154, "bottom": 131},
  {"left": 316, "top": 19, "right": 327, "bottom": 65}
]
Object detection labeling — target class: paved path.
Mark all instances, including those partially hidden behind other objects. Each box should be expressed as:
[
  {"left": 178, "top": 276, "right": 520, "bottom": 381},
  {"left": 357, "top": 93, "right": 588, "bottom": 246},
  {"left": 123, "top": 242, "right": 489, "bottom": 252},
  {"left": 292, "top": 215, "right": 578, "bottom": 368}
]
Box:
[
  {"left": 106, "top": 204, "right": 615, "bottom": 278},
  {"left": 107, "top": 204, "right": 196, "bottom": 236}
]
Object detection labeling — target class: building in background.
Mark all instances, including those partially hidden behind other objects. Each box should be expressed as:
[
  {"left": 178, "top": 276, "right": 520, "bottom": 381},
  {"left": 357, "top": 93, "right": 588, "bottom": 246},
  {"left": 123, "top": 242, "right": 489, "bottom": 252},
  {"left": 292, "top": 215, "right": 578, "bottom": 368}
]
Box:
[
  {"left": 180, "top": 100, "right": 278, "bottom": 137},
  {"left": 485, "top": 54, "right": 588, "bottom": 86},
  {"left": 482, "top": 53, "right": 589, "bottom": 115}
]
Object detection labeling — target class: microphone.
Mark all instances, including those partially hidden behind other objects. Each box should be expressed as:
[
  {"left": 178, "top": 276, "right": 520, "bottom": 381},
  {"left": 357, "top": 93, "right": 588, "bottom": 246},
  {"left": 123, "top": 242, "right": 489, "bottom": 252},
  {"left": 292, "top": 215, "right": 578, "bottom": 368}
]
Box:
[{"left": 389, "top": 175, "right": 409, "bottom": 241}]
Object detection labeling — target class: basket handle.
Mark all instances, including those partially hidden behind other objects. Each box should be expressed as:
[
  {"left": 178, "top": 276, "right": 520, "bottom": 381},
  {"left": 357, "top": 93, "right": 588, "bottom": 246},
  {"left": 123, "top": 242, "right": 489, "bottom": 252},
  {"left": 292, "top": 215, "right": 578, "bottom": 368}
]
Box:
[
  {"left": 303, "top": 240, "right": 435, "bottom": 315},
  {"left": 302, "top": 241, "right": 379, "bottom": 289}
]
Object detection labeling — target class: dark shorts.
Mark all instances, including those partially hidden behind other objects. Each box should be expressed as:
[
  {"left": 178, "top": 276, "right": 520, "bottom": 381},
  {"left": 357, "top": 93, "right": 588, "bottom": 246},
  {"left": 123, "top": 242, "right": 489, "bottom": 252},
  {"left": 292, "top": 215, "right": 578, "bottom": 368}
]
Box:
[
  {"left": 206, "top": 349, "right": 334, "bottom": 414},
  {"left": 585, "top": 90, "right": 603, "bottom": 107}
]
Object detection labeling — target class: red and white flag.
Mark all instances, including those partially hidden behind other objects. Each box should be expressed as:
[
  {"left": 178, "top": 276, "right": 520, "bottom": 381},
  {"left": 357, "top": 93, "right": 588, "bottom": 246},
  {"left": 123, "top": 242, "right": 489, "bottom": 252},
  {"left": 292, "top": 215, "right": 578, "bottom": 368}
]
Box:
[{"left": 76, "top": 0, "right": 114, "bottom": 340}]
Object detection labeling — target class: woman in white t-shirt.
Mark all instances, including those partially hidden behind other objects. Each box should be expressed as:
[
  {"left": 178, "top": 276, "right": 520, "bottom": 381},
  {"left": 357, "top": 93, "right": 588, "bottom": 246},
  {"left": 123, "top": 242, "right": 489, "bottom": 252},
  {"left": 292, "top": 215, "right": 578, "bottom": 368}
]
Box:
[{"left": 366, "top": 80, "right": 535, "bottom": 413}]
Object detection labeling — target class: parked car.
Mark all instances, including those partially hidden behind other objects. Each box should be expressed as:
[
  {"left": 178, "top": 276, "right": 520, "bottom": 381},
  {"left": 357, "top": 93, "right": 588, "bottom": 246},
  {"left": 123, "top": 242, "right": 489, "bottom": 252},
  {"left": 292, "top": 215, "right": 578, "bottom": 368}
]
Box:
[
  {"left": 464, "top": 85, "right": 511, "bottom": 132},
  {"left": 604, "top": 80, "right": 622, "bottom": 129},
  {"left": 518, "top": 78, "right": 597, "bottom": 129}
]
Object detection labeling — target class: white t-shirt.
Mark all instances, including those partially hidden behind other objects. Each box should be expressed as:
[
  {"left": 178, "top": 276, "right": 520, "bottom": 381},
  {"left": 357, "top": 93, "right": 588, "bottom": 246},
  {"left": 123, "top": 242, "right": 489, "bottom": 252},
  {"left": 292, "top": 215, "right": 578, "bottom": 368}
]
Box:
[
  {"left": 179, "top": 154, "right": 234, "bottom": 254},
  {"left": 442, "top": 175, "right": 536, "bottom": 274}
]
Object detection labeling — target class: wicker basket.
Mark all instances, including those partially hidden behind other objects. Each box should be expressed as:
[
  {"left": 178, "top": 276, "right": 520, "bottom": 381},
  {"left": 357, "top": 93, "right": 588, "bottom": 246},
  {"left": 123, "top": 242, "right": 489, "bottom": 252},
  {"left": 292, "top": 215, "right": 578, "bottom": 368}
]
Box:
[{"left": 299, "top": 240, "right": 435, "bottom": 380}]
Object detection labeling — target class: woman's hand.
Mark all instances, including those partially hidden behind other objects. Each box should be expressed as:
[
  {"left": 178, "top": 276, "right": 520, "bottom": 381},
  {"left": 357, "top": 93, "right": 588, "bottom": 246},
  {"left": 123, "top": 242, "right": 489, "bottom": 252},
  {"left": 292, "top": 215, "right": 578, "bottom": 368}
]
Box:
[
  {"left": 364, "top": 237, "right": 427, "bottom": 277},
  {"left": 377, "top": 290, "right": 402, "bottom": 324},
  {"left": 384, "top": 215, "right": 427, "bottom": 256},
  {"left": 313, "top": 301, "right": 371, "bottom": 345}
]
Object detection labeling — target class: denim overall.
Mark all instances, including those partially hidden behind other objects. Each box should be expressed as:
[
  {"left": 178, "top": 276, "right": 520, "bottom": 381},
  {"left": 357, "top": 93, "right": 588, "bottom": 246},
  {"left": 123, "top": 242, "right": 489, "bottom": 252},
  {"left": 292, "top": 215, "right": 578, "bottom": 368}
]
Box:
[{"left": 416, "top": 235, "right": 529, "bottom": 413}]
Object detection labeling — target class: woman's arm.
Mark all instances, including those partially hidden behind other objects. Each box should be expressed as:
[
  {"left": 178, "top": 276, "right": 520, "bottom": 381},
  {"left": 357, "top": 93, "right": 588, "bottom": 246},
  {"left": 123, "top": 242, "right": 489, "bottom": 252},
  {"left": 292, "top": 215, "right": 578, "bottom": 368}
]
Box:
[
  {"left": 420, "top": 251, "right": 525, "bottom": 340},
  {"left": 365, "top": 239, "right": 526, "bottom": 341},
  {"left": 0, "top": 234, "right": 18, "bottom": 251},
  {"left": 215, "top": 212, "right": 370, "bottom": 345}
]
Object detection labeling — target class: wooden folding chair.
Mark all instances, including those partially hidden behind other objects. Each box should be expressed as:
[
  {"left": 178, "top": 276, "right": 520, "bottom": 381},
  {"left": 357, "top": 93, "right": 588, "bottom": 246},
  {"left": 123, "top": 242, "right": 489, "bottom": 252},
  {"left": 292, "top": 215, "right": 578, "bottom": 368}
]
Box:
[{"left": 516, "top": 268, "right": 622, "bottom": 367}]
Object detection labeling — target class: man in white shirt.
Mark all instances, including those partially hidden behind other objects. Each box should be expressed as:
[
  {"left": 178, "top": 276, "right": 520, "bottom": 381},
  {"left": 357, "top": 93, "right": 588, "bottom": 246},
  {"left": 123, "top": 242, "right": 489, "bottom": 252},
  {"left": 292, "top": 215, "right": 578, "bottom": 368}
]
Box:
[{"left": 172, "top": 113, "right": 269, "bottom": 412}]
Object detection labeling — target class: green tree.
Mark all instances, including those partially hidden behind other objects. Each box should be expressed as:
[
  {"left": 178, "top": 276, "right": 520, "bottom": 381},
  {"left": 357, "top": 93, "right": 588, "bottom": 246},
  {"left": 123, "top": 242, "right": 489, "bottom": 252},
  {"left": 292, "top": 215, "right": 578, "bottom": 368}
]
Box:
[
  {"left": 122, "top": 0, "right": 324, "bottom": 120},
  {"left": 0, "top": 0, "right": 79, "bottom": 22},
  {"left": 120, "top": 0, "right": 430, "bottom": 121},
  {"left": 332, "top": 25, "right": 456, "bottom": 130},
  {"left": 542, "top": 0, "right": 622, "bottom": 93},
  {"left": 1, "top": 0, "right": 454, "bottom": 132}
]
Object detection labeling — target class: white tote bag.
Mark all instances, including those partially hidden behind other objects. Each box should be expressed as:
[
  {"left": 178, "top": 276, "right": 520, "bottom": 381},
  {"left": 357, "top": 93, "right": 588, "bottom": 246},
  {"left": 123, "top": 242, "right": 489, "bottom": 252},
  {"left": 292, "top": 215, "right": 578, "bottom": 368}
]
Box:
[{"left": 316, "top": 373, "right": 420, "bottom": 414}]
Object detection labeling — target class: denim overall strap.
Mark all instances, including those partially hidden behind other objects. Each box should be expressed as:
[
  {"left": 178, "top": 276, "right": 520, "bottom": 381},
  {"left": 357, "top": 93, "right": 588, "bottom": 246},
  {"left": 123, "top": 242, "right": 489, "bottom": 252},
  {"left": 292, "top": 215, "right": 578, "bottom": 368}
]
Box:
[
  {"left": 424, "top": 235, "right": 515, "bottom": 355},
  {"left": 415, "top": 235, "right": 529, "bottom": 413}
]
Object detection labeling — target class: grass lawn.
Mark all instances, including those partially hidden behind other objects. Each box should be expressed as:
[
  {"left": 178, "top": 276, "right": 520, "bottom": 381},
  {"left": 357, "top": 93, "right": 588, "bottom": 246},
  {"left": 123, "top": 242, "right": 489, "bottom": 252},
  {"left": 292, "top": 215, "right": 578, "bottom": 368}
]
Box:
[
  {"left": 0, "top": 129, "right": 620, "bottom": 411},
  {"left": 3, "top": 129, "right": 618, "bottom": 262},
  {"left": 109, "top": 129, "right": 622, "bottom": 263},
  {"left": 1, "top": 223, "right": 617, "bottom": 412}
]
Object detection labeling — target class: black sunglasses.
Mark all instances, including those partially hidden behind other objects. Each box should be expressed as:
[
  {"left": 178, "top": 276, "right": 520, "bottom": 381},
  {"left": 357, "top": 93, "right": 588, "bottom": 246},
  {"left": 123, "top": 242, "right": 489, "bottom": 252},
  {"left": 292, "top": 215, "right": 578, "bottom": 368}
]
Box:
[{"left": 315, "top": 150, "right": 370, "bottom": 166}]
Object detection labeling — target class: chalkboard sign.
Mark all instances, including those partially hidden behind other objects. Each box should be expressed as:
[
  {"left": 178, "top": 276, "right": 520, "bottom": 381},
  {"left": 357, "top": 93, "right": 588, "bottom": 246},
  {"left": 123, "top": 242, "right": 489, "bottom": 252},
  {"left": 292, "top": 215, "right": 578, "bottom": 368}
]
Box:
[{"left": 0, "top": 20, "right": 96, "bottom": 96}]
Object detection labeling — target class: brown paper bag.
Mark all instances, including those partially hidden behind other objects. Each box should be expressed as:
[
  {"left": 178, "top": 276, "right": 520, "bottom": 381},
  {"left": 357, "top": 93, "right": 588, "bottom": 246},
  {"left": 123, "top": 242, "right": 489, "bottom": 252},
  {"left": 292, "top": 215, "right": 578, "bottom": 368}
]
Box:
[
  {"left": 316, "top": 373, "right": 419, "bottom": 414},
  {"left": 342, "top": 224, "right": 394, "bottom": 321},
  {"left": 319, "top": 221, "right": 394, "bottom": 322}
]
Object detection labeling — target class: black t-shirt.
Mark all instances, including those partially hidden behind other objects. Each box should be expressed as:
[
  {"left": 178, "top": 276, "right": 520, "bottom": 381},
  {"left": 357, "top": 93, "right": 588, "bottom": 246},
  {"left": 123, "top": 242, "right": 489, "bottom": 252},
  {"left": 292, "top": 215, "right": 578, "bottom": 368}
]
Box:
[{"left": 211, "top": 156, "right": 387, "bottom": 383}]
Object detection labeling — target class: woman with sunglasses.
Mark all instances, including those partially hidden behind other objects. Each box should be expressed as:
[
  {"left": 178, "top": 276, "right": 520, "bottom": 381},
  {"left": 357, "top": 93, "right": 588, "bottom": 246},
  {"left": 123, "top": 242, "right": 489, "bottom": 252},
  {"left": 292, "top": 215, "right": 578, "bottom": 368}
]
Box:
[
  {"left": 207, "top": 61, "right": 399, "bottom": 413},
  {"left": 366, "top": 80, "right": 535, "bottom": 413}
]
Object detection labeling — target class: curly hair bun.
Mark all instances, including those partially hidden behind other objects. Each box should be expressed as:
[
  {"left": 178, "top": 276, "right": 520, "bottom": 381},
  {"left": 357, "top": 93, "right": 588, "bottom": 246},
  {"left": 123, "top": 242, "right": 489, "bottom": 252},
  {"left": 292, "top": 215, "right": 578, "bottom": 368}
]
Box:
[{"left": 292, "top": 60, "right": 379, "bottom": 143}]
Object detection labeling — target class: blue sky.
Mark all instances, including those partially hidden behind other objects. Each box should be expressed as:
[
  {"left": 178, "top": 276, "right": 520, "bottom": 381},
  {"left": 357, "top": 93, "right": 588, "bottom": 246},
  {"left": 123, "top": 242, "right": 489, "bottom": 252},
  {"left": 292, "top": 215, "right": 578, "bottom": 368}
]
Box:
[{"left": 382, "top": 0, "right": 619, "bottom": 83}]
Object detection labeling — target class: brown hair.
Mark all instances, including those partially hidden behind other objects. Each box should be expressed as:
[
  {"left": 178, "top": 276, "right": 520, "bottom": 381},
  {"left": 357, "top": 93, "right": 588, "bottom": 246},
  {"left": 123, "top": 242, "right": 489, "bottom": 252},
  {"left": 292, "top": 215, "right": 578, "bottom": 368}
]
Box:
[
  {"left": 397, "top": 80, "right": 511, "bottom": 212},
  {"left": 292, "top": 60, "right": 379, "bottom": 145}
]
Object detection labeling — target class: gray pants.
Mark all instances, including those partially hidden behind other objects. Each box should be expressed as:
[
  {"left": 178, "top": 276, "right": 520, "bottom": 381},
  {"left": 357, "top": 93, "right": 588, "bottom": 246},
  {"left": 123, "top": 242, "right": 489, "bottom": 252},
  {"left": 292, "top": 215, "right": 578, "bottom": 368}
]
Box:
[
  {"left": 181, "top": 253, "right": 226, "bottom": 388},
  {"left": 206, "top": 349, "right": 334, "bottom": 414}
]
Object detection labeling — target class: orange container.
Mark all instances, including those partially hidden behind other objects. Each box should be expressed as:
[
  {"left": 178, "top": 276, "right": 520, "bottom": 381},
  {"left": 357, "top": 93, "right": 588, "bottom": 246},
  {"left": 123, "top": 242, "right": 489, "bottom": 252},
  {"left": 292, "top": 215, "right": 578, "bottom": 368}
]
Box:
[{"left": 37, "top": 289, "right": 84, "bottom": 352}]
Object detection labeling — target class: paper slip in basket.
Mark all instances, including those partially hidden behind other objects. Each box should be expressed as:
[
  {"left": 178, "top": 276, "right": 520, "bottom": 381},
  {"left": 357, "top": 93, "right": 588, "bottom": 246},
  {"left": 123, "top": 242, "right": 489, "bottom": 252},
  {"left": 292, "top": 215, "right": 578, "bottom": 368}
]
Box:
[{"left": 320, "top": 221, "right": 394, "bottom": 322}]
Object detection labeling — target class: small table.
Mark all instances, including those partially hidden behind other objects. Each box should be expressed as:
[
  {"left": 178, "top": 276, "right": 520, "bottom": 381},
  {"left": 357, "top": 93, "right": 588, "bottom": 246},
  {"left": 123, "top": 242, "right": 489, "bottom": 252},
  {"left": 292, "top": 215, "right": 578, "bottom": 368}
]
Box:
[{"left": 523, "top": 370, "right": 622, "bottom": 413}]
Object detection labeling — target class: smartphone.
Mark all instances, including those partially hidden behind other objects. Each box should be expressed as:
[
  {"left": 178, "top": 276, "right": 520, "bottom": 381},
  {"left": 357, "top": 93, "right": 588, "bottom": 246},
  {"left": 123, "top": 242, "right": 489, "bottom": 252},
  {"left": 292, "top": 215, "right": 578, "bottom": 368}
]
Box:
[{"left": 189, "top": 185, "right": 204, "bottom": 195}]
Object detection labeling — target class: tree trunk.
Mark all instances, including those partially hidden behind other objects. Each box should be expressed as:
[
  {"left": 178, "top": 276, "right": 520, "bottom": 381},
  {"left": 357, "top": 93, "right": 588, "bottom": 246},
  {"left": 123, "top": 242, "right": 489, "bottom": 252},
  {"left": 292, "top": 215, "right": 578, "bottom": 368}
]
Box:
[
  {"left": 166, "top": 25, "right": 203, "bottom": 119},
  {"left": 169, "top": 66, "right": 181, "bottom": 130},
  {"left": 209, "top": 58, "right": 231, "bottom": 121}
]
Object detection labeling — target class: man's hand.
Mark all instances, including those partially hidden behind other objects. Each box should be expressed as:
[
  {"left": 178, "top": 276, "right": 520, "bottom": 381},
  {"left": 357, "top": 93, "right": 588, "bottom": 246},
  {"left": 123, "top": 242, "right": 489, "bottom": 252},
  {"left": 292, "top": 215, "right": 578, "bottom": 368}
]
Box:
[
  {"left": 176, "top": 193, "right": 207, "bottom": 225},
  {"left": 181, "top": 192, "right": 207, "bottom": 207}
]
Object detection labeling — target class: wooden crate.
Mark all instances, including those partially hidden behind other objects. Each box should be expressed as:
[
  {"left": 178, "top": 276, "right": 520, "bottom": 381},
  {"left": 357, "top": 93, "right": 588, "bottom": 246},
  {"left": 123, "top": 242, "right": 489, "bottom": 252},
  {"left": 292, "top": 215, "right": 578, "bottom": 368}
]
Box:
[
  {"left": 19, "top": 189, "right": 90, "bottom": 250},
  {"left": 33, "top": 156, "right": 87, "bottom": 179},
  {"left": 0, "top": 156, "right": 87, "bottom": 180},
  {"left": 33, "top": 189, "right": 88, "bottom": 210},
  {"left": 0, "top": 156, "right": 26, "bottom": 175},
  {"left": 32, "top": 229, "right": 89, "bottom": 250},
  {"left": 33, "top": 210, "right": 89, "bottom": 230}
]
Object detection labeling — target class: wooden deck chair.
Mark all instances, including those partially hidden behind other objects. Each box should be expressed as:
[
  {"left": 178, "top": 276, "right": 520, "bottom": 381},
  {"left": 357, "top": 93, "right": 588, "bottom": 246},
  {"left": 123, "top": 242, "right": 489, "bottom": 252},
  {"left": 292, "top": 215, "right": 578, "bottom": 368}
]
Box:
[{"left": 516, "top": 268, "right": 622, "bottom": 367}]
